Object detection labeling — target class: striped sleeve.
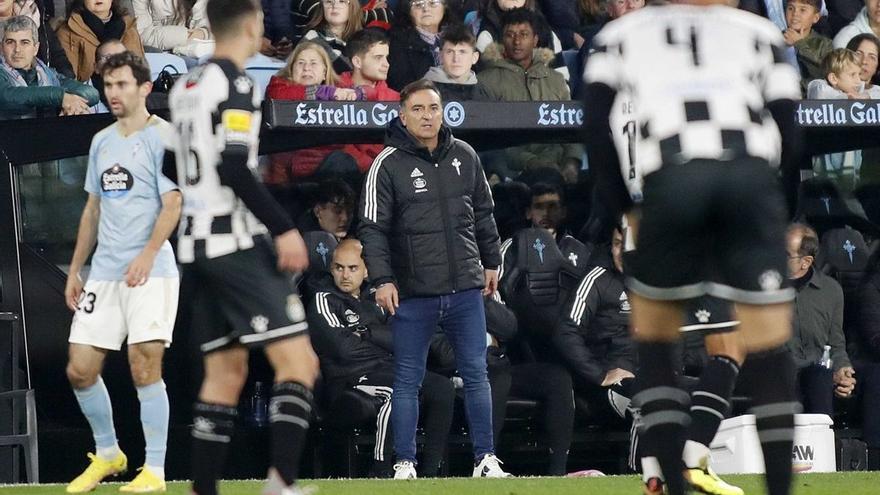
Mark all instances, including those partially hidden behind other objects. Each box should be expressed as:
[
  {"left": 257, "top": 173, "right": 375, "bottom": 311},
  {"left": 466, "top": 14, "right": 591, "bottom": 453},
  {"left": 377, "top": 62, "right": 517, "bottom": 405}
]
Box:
[
  {"left": 567, "top": 266, "right": 607, "bottom": 326},
  {"left": 357, "top": 147, "right": 397, "bottom": 286},
  {"left": 314, "top": 292, "right": 343, "bottom": 328}
]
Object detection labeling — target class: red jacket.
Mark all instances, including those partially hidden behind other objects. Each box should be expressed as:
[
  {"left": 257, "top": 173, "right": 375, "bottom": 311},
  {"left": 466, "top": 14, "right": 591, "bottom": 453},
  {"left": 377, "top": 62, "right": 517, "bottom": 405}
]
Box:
[{"left": 337, "top": 72, "right": 400, "bottom": 172}]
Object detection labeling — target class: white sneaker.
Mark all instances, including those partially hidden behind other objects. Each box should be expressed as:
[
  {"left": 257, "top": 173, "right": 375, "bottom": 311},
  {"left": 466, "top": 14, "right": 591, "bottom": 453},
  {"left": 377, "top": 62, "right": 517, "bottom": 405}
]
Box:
[
  {"left": 472, "top": 454, "right": 513, "bottom": 478},
  {"left": 393, "top": 460, "right": 417, "bottom": 479},
  {"left": 262, "top": 468, "right": 317, "bottom": 495}
]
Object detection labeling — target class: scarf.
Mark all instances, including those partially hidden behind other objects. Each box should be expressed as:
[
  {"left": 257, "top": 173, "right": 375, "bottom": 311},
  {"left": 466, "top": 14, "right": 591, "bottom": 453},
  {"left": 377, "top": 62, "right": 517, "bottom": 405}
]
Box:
[
  {"left": 416, "top": 27, "right": 442, "bottom": 66},
  {"left": 12, "top": 0, "right": 40, "bottom": 28},
  {"left": 0, "top": 55, "right": 59, "bottom": 88},
  {"left": 80, "top": 10, "right": 126, "bottom": 43}
]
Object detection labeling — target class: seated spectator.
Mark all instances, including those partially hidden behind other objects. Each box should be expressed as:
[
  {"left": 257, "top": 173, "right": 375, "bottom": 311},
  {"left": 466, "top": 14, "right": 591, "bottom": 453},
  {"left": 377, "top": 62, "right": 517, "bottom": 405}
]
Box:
[
  {"left": 847, "top": 32, "right": 880, "bottom": 96},
  {"left": 0, "top": 16, "right": 99, "bottom": 119},
  {"left": 466, "top": 0, "right": 569, "bottom": 79},
  {"left": 296, "top": 178, "right": 355, "bottom": 239},
  {"left": 575, "top": 0, "right": 605, "bottom": 32},
  {"left": 266, "top": 41, "right": 362, "bottom": 184},
  {"left": 833, "top": 0, "right": 880, "bottom": 47},
  {"left": 577, "top": 0, "right": 643, "bottom": 54},
  {"left": 785, "top": 0, "right": 833, "bottom": 94},
  {"left": 786, "top": 223, "right": 856, "bottom": 415},
  {"left": 386, "top": 0, "right": 450, "bottom": 92},
  {"left": 307, "top": 239, "right": 455, "bottom": 477},
  {"left": 476, "top": 8, "right": 582, "bottom": 180},
  {"left": 261, "top": 0, "right": 294, "bottom": 59},
  {"left": 56, "top": 0, "right": 144, "bottom": 82},
  {"left": 291, "top": 0, "right": 391, "bottom": 40},
  {"left": 132, "top": 0, "right": 210, "bottom": 54},
  {"left": 809, "top": 49, "right": 865, "bottom": 188},
  {"left": 302, "top": 0, "right": 363, "bottom": 74},
  {"left": 0, "top": 0, "right": 75, "bottom": 78},
  {"left": 339, "top": 29, "right": 397, "bottom": 100},
  {"left": 423, "top": 24, "right": 487, "bottom": 101},
  {"left": 90, "top": 38, "right": 127, "bottom": 110}
]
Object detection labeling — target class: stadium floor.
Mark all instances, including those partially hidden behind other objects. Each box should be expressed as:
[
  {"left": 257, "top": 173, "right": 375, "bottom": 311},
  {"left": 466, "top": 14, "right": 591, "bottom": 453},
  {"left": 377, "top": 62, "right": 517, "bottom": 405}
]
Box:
[{"left": 2, "top": 473, "right": 880, "bottom": 494}]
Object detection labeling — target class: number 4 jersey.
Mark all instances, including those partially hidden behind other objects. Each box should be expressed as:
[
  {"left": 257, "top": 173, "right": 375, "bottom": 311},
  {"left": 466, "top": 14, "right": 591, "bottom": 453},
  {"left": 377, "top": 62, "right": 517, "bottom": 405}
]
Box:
[
  {"left": 585, "top": 3, "right": 801, "bottom": 201},
  {"left": 169, "top": 58, "right": 267, "bottom": 263}
]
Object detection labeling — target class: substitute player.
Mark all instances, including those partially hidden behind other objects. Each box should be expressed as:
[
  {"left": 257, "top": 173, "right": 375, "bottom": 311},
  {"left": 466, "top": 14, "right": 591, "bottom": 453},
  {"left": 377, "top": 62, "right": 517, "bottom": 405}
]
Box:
[
  {"left": 583, "top": 1, "right": 804, "bottom": 495},
  {"left": 168, "top": 1, "right": 319, "bottom": 494},
  {"left": 64, "top": 52, "right": 181, "bottom": 493}
]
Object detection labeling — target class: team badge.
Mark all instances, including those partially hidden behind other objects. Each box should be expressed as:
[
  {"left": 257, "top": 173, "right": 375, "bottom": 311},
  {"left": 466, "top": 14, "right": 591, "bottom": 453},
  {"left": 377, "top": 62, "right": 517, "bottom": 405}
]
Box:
[
  {"left": 533, "top": 238, "right": 546, "bottom": 264},
  {"left": 250, "top": 315, "right": 269, "bottom": 333},
  {"left": 234, "top": 76, "right": 253, "bottom": 94},
  {"left": 695, "top": 309, "right": 711, "bottom": 324},
  {"left": 344, "top": 309, "right": 360, "bottom": 324},
  {"left": 413, "top": 177, "right": 427, "bottom": 192},
  {"left": 287, "top": 294, "right": 306, "bottom": 322}
]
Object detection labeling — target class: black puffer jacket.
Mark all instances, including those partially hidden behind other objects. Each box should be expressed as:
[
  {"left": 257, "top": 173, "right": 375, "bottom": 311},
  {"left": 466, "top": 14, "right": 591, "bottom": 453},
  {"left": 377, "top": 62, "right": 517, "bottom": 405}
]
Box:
[{"left": 358, "top": 118, "right": 501, "bottom": 298}]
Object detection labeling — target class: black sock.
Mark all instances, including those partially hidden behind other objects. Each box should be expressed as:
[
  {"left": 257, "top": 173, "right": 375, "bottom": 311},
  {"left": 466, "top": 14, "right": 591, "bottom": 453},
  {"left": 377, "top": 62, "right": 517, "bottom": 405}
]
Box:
[
  {"left": 741, "top": 347, "right": 799, "bottom": 495},
  {"left": 270, "top": 382, "right": 314, "bottom": 485},
  {"left": 633, "top": 341, "right": 690, "bottom": 495},
  {"left": 687, "top": 354, "right": 740, "bottom": 456},
  {"left": 191, "top": 402, "right": 237, "bottom": 495}
]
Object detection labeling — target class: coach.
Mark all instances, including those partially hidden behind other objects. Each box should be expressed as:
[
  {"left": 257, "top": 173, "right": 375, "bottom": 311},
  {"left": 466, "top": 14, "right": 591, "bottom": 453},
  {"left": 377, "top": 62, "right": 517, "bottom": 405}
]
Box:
[{"left": 358, "top": 79, "right": 508, "bottom": 478}]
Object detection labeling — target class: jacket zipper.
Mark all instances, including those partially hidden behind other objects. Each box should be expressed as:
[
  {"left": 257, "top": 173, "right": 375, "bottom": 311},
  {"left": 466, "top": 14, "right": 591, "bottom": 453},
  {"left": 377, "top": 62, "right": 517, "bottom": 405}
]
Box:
[{"left": 433, "top": 158, "right": 458, "bottom": 293}]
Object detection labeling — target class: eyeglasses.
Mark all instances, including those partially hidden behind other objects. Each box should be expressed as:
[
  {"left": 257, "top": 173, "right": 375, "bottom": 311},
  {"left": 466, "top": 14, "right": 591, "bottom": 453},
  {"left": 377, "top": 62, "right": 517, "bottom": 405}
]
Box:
[
  {"left": 321, "top": 0, "right": 350, "bottom": 6},
  {"left": 411, "top": 0, "right": 443, "bottom": 9}
]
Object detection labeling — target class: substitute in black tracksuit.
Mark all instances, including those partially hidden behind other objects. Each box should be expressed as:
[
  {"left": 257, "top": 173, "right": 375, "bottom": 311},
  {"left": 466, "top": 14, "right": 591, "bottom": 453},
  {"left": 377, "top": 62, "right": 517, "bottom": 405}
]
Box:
[
  {"left": 307, "top": 239, "right": 455, "bottom": 476},
  {"left": 358, "top": 81, "right": 505, "bottom": 476}
]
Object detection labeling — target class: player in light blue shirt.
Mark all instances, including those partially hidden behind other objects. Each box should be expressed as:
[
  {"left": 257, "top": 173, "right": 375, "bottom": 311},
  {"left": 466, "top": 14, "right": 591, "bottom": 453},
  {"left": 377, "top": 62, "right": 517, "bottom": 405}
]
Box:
[{"left": 64, "top": 52, "right": 181, "bottom": 494}]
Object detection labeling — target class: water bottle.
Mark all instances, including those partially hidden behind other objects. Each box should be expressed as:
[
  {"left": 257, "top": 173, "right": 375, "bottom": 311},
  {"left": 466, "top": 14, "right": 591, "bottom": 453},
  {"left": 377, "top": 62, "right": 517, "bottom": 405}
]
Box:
[
  {"left": 819, "top": 345, "right": 833, "bottom": 370},
  {"left": 249, "top": 381, "right": 269, "bottom": 427}
]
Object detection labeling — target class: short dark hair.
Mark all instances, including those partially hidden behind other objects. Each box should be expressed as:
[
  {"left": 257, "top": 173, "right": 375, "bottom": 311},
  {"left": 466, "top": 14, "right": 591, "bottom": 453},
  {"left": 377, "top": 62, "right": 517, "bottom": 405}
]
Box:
[
  {"left": 100, "top": 51, "right": 152, "bottom": 85},
  {"left": 500, "top": 7, "right": 540, "bottom": 35},
  {"left": 399, "top": 79, "right": 442, "bottom": 106},
  {"left": 315, "top": 178, "right": 355, "bottom": 211},
  {"left": 529, "top": 182, "right": 564, "bottom": 203},
  {"left": 207, "top": 0, "right": 260, "bottom": 40},
  {"left": 786, "top": 0, "right": 822, "bottom": 11},
  {"left": 344, "top": 29, "right": 388, "bottom": 60},
  {"left": 441, "top": 24, "right": 476, "bottom": 48}
]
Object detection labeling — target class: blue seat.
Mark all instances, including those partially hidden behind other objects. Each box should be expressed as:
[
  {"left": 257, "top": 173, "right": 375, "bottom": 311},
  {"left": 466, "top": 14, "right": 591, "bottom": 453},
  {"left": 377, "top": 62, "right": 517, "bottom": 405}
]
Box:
[{"left": 245, "top": 53, "right": 286, "bottom": 94}]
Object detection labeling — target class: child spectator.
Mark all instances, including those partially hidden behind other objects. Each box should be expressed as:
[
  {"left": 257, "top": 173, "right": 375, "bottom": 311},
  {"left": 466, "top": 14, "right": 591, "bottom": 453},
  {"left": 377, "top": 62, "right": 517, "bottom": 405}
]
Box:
[
  {"left": 809, "top": 48, "right": 864, "bottom": 189},
  {"left": 266, "top": 41, "right": 361, "bottom": 184},
  {"left": 132, "top": 0, "right": 211, "bottom": 54},
  {"left": 291, "top": 0, "right": 391, "bottom": 40},
  {"left": 423, "top": 24, "right": 487, "bottom": 101},
  {"left": 847, "top": 33, "right": 880, "bottom": 96},
  {"left": 784, "top": 0, "right": 833, "bottom": 94},
  {"left": 302, "top": 0, "right": 363, "bottom": 74},
  {"left": 56, "top": 0, "right": 144, "bottom": 82}
]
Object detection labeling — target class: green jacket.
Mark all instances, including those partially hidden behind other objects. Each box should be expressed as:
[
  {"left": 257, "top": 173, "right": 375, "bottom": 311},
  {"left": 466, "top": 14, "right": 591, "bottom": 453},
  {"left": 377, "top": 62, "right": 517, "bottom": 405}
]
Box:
[
  {"left": 794, "top": 31, "right": 833, "bottom": 96},
  {"left": 0, "top": 61, "right": 99, "bottom": 120},
  {"left": 476, "top": 44, "right": 582, "bottom": 173}
]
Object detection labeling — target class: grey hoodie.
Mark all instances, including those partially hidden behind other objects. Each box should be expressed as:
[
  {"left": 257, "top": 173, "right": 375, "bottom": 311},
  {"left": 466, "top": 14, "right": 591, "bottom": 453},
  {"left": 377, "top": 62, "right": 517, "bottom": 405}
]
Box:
[{"left": 423, "top": 66, "right": 479, "bottom": 85}]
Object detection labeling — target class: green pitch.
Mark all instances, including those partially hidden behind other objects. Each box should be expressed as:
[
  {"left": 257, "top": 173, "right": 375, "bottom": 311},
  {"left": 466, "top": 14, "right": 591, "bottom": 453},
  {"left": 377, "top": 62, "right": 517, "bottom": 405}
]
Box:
[{"left": 2, "top": 473, "right": 879, "bottom": 495}]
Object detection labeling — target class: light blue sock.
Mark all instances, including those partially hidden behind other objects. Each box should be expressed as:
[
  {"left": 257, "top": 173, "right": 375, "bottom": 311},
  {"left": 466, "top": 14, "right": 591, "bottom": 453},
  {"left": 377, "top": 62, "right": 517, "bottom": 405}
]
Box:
[
  {"left": 73, "top": 377, "right": 118, "bottom": 454},
  {"left": 136, "top": 380, "right": 169, "bottom": 469}
]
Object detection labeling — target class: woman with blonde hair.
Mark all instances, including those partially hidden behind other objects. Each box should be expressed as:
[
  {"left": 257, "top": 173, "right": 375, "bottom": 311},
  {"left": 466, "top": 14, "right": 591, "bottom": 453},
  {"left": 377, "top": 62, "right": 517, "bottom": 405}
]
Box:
[
  {"left": 302, "top": 0, "right": 364, "bottom": 74},
  {"left": 266, "top": 41, "right": 362, "bottom": 184}
]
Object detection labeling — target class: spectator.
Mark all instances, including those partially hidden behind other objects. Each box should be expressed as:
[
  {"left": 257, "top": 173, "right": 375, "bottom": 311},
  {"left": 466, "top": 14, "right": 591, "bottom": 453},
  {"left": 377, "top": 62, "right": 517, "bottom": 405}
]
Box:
[
  {"left": 56, "top": 0, "right": 145, "bottom": 82},
  {"left": 339, "top": 29, "right": 397, "bottom": 99},
  {"left": 302, "top": 0, "right": 363, "bottom": 74},
  {"left": 422, "top": 24, "right": 487, "bottom": 101},
  {"left": 265, "top": 41, "right": 362, "bottom": 185},
  {"left": 0, "top": 0, "right": 75, "bottom": 78},
  {"left": 786, "top": 223, "right": 856, "bottom": 415},
  {"left": 536, "top": 0, "right": 582, "bottom": 49},
  {"left": 291, "top": 0, "right": 391, "bottom": 40},
  {"left": 357, "top": 79, "right": 509, "bottom": 479},
  {"left": 90, "top": 39, "right": 127, "bottom": 110},
  {"left": 847, "top": 32, "right": 880, "bottom": 96},
  {"left": 465, "top": 0, "right": 569, "bottom": 79},
  {"left": 296, "top": 178, "right": 356, "bottom": 239},
  {"left": 784, "top": 0, "right": 833, "bottom": 94},
  {"left": 307, "top": 239, "right": 455, "bottom": 477},
  {"left": 386, "top": 0, "right": 450, "bottom": 91},
  {"left": 0, "top": 16, "right": 98, "bottom": 119},
  {"left": 476, "top": 8, "right": 582, "bottom": 180},
  {"left": 833, "top": 0, "right": 880, "bottom": 47},
  {"left": 261, "top": 0, "right": 294, "bottom": 59},
  {"left": 577, "top": 0, "right": 643, "bottom": 52},
  {"left": 808, "top": 49, "right": 864, "bottom": 189},
  {"left": 132, "top": 0, "right": 210, "bottom": 53}
]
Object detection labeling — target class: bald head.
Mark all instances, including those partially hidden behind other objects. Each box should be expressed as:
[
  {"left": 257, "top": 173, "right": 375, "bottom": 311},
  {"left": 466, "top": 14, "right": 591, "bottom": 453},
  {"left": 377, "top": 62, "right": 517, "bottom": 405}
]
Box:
[
  {"left": 786, "top": 223, "right": 818, "bottom": 279},
  {"left": 332, "top": 239, "right": 367, "bottom": 296}
]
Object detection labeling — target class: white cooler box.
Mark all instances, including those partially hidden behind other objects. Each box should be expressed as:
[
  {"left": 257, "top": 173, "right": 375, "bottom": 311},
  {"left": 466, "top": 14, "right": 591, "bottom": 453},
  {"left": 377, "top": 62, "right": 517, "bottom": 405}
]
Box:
[{"left": 709, "top": 413, "right": 836, "bottom": 474}]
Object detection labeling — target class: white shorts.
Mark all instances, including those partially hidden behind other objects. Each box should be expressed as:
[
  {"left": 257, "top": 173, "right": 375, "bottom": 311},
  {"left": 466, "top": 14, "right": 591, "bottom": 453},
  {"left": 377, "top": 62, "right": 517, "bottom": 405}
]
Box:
[{"left": 69, "top": 277, "right": 180, "bottom": 351}]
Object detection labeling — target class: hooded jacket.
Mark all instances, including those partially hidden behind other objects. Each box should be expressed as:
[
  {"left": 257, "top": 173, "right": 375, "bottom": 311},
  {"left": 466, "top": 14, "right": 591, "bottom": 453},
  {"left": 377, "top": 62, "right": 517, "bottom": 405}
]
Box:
[
  {"left": 357, "top": 118, "right": 501, "bottom": 298},
  {"left": 422, "top": 66, "right": 488, "bottom": 102},
  {"left": 833, "top": 7, "right": 875, "bottom": 48},
  {"left": 56, "top": 12, "right": 145, "bottom": 81}
]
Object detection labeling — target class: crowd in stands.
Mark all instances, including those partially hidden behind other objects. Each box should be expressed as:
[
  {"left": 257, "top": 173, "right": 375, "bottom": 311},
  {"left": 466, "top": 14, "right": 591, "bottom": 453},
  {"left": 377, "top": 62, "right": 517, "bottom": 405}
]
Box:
[{"left": 8, "top": 0, "right": 880, "bottom": 476}]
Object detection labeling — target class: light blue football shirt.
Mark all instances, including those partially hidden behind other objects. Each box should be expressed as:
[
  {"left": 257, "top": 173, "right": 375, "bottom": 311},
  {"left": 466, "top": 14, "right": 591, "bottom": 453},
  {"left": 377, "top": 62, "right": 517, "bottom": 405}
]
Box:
[{"left": 84, "top": 116, "right": 179, "bottom": 281}]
